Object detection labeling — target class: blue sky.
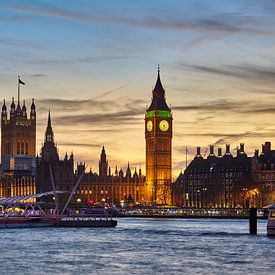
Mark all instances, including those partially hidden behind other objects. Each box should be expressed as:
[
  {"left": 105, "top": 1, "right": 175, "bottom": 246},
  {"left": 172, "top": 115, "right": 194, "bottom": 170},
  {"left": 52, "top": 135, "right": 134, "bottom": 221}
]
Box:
[{"left": 1, "top": 0, "right": 275, "bottom": 176}]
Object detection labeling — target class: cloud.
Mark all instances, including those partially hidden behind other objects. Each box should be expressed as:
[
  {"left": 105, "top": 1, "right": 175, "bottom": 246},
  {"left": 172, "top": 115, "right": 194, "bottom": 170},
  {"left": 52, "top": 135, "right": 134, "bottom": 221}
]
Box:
[
  {"left": 173, "top": 99, "right": 240, "bottom": 112},
  {"left": 0, "top": 37, "right": 24, "bottom": 46},
  {"left": 175, "top": 130, "right": 275, "bottom": 148},
  {"left": 7, "top": 3, "right": 275, "bottom": 36},
  {"left": 28, "top": 55, "right": 135, "bottom": 66},
  {"left": 173, "top": 97, "right": 275, "bottom": 116},
  {"left": 35, "top": 96, "right": 146, "bottom": 128},
  {"left": 58, "top": 142, "right": 101, "bottom": 148},
  {"left": 181, "top": 64, "right": 275, "bottom": 84},
  {"left": 37, "top": 97, "right": 146, "bottom": 113},
  {"left": 55, "top": 109, "right": 144, "bottom": 126},
  {"left": 29, "top": 73, "right": 47, "bottom": 77}
]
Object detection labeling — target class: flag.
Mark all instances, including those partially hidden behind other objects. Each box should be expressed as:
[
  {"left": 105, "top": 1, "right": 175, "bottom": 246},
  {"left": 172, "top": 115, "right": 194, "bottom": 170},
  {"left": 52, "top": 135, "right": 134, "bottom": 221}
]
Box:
[{"left": 19, "top": 78, "right": 25, "bottom": 85}]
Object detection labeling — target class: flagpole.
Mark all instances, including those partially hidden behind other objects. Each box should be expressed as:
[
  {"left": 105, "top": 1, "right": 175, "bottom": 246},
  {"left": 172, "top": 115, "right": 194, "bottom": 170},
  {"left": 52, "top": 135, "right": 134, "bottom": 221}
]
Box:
[{"left": 18, "top": 75, "right": 20, "bottom": 105}]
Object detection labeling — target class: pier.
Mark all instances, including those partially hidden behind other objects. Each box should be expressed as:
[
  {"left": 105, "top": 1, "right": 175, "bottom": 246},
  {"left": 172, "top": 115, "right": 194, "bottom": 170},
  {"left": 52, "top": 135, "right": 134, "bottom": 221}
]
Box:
[{"left": 120, "top": 207, "right": 268, "bottom": 219}]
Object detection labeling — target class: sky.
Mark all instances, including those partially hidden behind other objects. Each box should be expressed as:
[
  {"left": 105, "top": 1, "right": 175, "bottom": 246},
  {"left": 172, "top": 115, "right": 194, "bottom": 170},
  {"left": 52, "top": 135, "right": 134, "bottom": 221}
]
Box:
[{"left": 1, "top": 0, "right": 275, "bottom": 178}]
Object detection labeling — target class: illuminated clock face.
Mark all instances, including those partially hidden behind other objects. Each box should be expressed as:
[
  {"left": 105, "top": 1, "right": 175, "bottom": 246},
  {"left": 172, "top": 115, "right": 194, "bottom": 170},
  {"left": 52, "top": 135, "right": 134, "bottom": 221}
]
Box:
[
  {"left": 159, "top": 120, "right": 169, "bottom": 131},
  {"left": 147, "top": 120, "right": 153, "bottom": 132}
]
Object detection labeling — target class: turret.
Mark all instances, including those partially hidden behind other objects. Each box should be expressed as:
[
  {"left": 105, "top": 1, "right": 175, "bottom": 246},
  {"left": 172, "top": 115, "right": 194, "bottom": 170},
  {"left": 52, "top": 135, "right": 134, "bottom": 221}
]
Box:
[
  {"left": 126, "top": 162, "right": 131, "bottom": 178},
  {"left": 45, "top": 111, "right": 54, "bottom": 143},
  {"left": 133, "top": 168, "right": 138, "bottom": 181},
  {"left": 1, "top": 99, "right": 7, "bottom": 123},
  {"left": 10, "top": 97, "right": 15, "bottom": 119},
  {"left": 41, "top": 110, "right": 58, "bottom": 162},
  {"left": 22, "top": 100, "right": 27, "bottom": 117},
  {"left": 139, "top": 167, "right": 142, "bottom": 178},
  {"left": 69, "top": 152, "right": 74, "bottom": 161},
  {"left": 2, "top": 99, "right": 6, "bottom": 112},
  {"left": 30, "top": 98, "right": 36, "bottom": 121},
  {"left": 99, "top": 146, "right": 108, "bottom": 177},
  {"left": 16, "top": 101, "right": 22, "bottom": 117},
  {"left": 119, "top": 168, "right": 124, "bottom": 178}
]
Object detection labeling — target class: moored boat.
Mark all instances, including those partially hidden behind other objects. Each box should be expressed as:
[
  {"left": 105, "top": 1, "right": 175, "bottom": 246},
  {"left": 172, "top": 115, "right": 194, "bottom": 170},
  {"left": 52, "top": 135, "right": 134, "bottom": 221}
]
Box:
[
  {"left": 0, "top": 204, "right": 54, "bottom": 229},
  {"left": 56, "top": 216, "right": 117, "bottom": 227}
]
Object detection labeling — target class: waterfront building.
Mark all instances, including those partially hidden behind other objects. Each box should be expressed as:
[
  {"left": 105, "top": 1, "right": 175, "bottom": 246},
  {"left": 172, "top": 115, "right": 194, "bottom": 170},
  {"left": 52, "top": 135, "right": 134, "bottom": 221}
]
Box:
[
  {"left": 0, "top": 93, "right": 36, "bottom": 198},
  {"left": 145, "top": 67, "right": 173, "bottom": 204},
  {"left": 36, "top": 111, "right": 74, "bottom": 206},
  {"left": 35, "top": 113, "right": 146, "bottom": 206},
  {"left": 75, "top": 146, "right": 146, "bottom": 206},
  {"left": 251, "top": 141, "right": 275, "bottom": 206},
  {"left": 175, "top": 144, "right": 253, "bottom": 208}
]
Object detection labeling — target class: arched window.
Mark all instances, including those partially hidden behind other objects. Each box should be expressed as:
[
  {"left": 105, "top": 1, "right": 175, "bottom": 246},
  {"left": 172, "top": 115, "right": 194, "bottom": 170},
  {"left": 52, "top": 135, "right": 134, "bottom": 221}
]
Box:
[
  {"left": 6, "top": 142, "right": 11, "bottom": 154},
  {"left": 21, "top": 142, "right": 24, "bottom": 155},
  {"left": 17, "top": 142, "right": 20, "bottom": 154},
  {"left": 25, "top": 143, "right": 28, "bottom": 155}
]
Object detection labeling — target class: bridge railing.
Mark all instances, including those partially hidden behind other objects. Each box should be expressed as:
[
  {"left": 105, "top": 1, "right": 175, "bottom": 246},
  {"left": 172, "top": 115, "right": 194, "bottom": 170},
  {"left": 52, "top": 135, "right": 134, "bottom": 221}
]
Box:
[{"left": 120, "top": 207, "right": 268, "bottom": 218}]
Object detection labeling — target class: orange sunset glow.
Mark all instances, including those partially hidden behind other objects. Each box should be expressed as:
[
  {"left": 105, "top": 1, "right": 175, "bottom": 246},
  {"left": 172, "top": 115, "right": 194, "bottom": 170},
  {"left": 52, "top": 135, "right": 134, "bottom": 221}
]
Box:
[{"left": 1, "top": 1, "right": 275, "bottom": 178}]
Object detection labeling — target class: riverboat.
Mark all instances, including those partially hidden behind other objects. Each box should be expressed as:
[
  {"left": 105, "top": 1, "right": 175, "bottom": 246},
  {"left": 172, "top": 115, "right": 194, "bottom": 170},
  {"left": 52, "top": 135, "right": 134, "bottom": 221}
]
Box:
[
  {"left": 0, "top": 200, "right": 117, "bottom": 229},
  {"left": 0, "top": 167, "right": 118, "bottom": 229},
  {"left": 0, "top": 202, "right": 53, "bottom": 229},
  {"left": 267, "top": 206, "right": 275, "bottom": 236}
]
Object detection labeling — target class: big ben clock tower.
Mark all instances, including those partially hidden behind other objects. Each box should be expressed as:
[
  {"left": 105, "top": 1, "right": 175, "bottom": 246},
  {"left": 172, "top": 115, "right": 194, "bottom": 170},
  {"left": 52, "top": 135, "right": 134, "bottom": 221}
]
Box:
[{"left": 145, "top": 66, "right": 172, "bottom": 204}]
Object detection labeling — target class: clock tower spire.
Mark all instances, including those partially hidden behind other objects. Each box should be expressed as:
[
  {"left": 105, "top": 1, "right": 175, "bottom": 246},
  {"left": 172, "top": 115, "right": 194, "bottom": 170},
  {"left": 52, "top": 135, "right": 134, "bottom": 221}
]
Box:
[{"left": 145, "top": 66, "right": 172, "bottom": 204}]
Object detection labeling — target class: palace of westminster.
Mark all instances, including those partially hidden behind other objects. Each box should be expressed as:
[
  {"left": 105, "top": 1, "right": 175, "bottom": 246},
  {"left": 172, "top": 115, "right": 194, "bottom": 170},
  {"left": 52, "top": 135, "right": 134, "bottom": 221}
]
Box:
[{"left": 0, "top": 70, "right": 274, "bottom": 208}]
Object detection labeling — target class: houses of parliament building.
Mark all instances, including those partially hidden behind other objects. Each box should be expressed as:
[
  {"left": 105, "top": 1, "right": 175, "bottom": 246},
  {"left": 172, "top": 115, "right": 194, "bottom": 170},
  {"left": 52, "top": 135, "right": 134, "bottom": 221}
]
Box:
[
  {"left": 0, "top": 70, "right": 173, "bottom": 205},
  {"left": 1, "top": 71, "right": 274, "bottom": 208},
  {"left": 0, "top": 96, "right": 36, "bottom": 198}
]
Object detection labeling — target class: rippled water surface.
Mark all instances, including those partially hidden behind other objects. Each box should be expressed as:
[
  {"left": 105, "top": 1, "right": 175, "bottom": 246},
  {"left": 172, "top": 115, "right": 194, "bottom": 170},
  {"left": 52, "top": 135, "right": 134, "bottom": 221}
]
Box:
[{"left": 0, "top": 218, "right": 274, "bottom": 274}]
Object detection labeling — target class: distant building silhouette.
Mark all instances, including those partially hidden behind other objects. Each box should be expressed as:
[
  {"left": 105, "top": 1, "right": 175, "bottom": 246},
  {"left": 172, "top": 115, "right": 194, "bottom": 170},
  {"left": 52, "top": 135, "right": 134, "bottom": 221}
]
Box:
[
  {"left": 0, "top": 95, "right": 36, "bottom": 198},
  {"left": 75, "top": 147, "right": 146, "bottom": 206},
  {"left": 35, "top": 112, "right": 146, "bottom": 206},
  {"left": 36, "top": 111, "right": 74, "bottom": 207},
  {"left": 174, "top": 142, "right": 275, "bottom": 208},
  {"left": 251, "top": 141, "right": 275, "bottom": 206}
]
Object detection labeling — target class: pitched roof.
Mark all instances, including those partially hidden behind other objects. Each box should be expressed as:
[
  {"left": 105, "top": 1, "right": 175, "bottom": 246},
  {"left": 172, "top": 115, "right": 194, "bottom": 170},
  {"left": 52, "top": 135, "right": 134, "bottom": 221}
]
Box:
[{"left": 147, "top": 68, "right": 170, "bottom": 112}]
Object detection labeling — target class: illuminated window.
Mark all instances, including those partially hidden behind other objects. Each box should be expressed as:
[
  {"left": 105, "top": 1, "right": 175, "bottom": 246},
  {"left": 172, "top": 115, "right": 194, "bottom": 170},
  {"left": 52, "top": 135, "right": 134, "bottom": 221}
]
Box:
[
  {"left": 21, "top": 142, "right": 24, "bottom": 154},
  {"left": 6, "top": 142, "right": 11, "bottom": 154},
  {"left": 17, "top": 142, "right": 20, "bottom": 154}
]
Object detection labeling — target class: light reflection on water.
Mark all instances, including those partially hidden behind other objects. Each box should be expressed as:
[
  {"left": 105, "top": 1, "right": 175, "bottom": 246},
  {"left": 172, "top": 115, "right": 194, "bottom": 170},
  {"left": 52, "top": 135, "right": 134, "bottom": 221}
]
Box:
[{"left": 0, "top": 218, "right": 274, "bottom": 274}]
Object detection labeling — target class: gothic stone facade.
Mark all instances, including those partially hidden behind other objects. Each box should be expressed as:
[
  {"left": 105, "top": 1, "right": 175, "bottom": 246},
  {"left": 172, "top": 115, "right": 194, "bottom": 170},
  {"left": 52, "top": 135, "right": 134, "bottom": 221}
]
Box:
[
  {"left": 145, "top": 68, "right": 173, "bottom": 204},
  {"left": 36, "top": 112, "right": 74, "bottom": 207},
  {"left": 0, "top": 97, "right": 36, "bottom": 198},
  {"left": 75, "top": 147, "right": 146, "bottom": 206}
]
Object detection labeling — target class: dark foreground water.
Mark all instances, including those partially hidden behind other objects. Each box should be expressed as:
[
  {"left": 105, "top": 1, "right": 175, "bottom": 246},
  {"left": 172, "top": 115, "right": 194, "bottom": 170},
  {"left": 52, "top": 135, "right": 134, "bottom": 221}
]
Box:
[{"left": 0, "top": 218, "right": 274, "bottom": 274}]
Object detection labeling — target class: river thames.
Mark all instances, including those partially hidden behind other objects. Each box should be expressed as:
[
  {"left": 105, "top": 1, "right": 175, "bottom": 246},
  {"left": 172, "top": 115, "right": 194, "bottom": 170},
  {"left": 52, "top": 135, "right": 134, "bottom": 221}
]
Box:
[{"left": 1, "top": 218, "right": 274, "bottom": 274}]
